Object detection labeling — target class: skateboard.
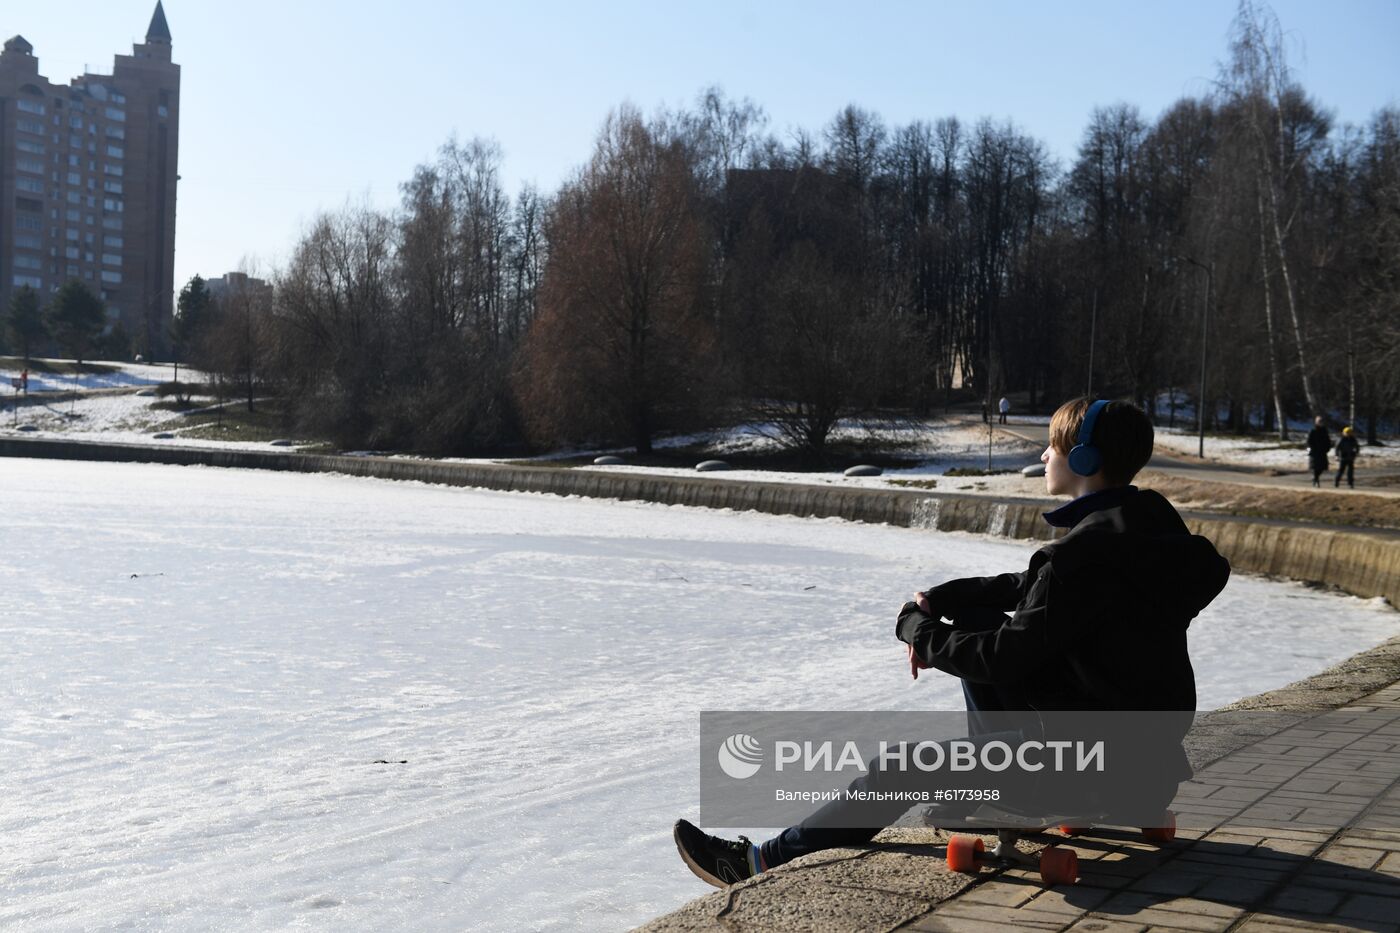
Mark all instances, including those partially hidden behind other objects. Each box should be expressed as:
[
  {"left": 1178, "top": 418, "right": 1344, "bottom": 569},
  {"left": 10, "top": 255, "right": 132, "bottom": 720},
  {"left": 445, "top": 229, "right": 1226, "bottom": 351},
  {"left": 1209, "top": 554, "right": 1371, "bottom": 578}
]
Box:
[{"left": 939, "top": 806, "right": 1176, "bottom": 884}]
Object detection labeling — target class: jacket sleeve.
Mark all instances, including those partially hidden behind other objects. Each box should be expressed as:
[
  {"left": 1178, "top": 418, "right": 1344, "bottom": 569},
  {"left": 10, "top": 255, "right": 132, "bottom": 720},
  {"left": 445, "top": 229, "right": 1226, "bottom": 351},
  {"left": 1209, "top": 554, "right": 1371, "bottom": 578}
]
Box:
[
  {"left": 900, "top": 560, "right": 1079, "bottom": 684},
  {"left": 922, "top": 571, "right": 1027, "bottom": 612}
]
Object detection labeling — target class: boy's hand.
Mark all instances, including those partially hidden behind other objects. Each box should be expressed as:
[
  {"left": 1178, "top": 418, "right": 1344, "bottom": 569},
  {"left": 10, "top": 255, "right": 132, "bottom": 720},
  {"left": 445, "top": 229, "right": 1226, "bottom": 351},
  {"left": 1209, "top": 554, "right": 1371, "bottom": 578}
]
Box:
[
  {"left": 906, "top": 592, "right": 934, "bottom": 680},
  {"left": 907, "top": 642, "right": 932, "bottom": 680}
]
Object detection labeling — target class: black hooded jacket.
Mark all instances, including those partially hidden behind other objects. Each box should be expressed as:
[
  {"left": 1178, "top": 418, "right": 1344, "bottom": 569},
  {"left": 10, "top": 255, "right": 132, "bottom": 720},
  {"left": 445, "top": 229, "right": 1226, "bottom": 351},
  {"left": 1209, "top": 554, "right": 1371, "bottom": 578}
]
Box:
[{"left": 897, "top": 486, "right": 1231, "bottom": 713}]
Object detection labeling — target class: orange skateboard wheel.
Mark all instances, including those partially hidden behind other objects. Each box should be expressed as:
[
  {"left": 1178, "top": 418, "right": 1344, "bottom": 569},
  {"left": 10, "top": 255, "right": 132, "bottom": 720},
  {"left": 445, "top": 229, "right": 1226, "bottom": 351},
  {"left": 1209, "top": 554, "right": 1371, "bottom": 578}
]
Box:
[
  {"left": 1142, "top": 810, "right": 1176, "bottom": 844},
  {"left": 946, "top": 834, "right": 984, "bottom": 873},
  {"left": 1058, "top": 825, "right": 1088, "bottom": 836},
  {"left": 1039, "top": 846, "right": 1079, "bottom": 884}
]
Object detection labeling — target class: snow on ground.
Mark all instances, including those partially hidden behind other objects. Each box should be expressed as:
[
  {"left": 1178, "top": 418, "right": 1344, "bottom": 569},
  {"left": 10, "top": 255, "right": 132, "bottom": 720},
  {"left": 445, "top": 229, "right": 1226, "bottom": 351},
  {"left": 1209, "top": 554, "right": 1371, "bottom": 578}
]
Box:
[
  {"left": 460, "top": 418, "right": 1055, "bottom": 500},
  {"left": 1, "top": 383, "right": 312, "bottom": 452},
  {"left": 0, "top": 358, "right": 188, "bottom": 393},
  {"left": 0, "top": 459, "right": 1394, "bottom": 931},
  {"left": 1155, "top": 425, "right": 1400, "bottom": 470}
]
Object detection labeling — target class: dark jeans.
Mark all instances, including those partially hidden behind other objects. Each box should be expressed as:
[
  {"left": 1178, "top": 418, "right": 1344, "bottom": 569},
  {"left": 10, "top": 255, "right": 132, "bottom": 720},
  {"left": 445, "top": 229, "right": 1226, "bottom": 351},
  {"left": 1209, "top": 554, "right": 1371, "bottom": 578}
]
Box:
[
  {"left": 761, "top": 607, "right": 1016, "bottom": 870},
  {"left": 1310, "top": 454, "right": 1327, "bottom": 485},
  {"left": 999, "top": 411, "right": 1008, "bottom": 424},
  {"left": 1336, "top": 459, "right": 1355, "bottom": 487}
]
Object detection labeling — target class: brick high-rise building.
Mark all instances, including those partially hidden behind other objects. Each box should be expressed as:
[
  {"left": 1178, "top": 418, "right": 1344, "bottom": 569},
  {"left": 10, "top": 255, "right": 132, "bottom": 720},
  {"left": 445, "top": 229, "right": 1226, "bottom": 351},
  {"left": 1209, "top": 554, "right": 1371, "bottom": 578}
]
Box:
[{"left": 0, "top": 2, "right": 180, "bottom": 356}]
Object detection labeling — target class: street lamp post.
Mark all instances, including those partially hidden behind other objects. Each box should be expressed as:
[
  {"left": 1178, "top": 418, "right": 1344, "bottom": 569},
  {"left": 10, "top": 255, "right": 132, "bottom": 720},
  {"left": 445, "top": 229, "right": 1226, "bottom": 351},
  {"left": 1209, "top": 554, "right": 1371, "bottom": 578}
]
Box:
[{"left": 1182, "top": 256, "right": 1213, "bottom": 459}]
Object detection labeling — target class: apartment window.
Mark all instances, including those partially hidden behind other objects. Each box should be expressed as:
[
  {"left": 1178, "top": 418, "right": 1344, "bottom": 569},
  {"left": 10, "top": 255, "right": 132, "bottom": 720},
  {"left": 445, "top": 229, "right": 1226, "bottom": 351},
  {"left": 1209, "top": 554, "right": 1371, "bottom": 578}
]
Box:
[
  {"left": 103, "top": 198, "right": 124, "bottom": 213},
  {"left": 102, "top": 253, "right": 121, "bottom": 266},
  {"left": 17, "top": 157, "right": 44, "bottom": 174},
  {"left": 67, "top": 191, "right": 82, "bottom": 204},
  {"left": 105, "top": 236, "right": 124, "bottom": 249},
  {"left": 16, "top": 215, "right": 43, "bottom": 231},
  {"left": 112, "top": 92, "right": 126, "bottom": 104},
  {"left": 14, "top": 255, "right": 43, "bottom": 270},
  {"left": 102, "top": 216, "right": 123, "bottom": 231},
  {"left": 103, "top": 181, "right": 123, "bottom": 194},
  {"left": 105, "top": 126, "right": 125, "bottom": 140},
  {"left": 12, "top": 275, "right": 43, "bottom": 289},
  {"left": 104, "top": 164, "right": 124, "bottom": 177},
  {"left": 68, "top": 153, "right": 80, "bottom": 166},
  {"left": 16, "top": 177, "right": 44, "bottom": 194},
  {"left": 106, "top": 145, "right": 124, "bottom": 159},
  {"left": 158, "top": 105, "right": 169, "bottom": 119},
  {"left": 15, "top": 234, "right": 42, "bottom": 250},
  {"left": 15, "top": 196, "right": 43, "bottom": 212},
  {"left": 17, "top": 98, "right": 45, "bottom": 115},
  {"left": 70, "top": 135, "right": 82, "bottom": 148},
  {"left": 65, "top": 246, "right": 80, "bottom": 260},
  {"left": 101, "top": 270, "right": 122, "bottom": 284},
  {"left": 16, "top": 139, "right": 45, "bottom": 155},
  {"left": 84, "top": 251, "right": 94, "bottom": 263},
  {"left": 66, "top": 229, "right": 80, "bottom": 241},
  {"left": 67, "top": 172, "right": 81, "bottom": 185},
  {"left": 86, "top": 215, "right": 95, "bottom": 227},
  {"left": 69, "top": 115, "right": 83, "bottom": 129},
  {"left": 104, "top": 107, "right": 125, "bottom": 122},
  {"left": 85, "top": 232, "right": 95, "bottom": 244},
  {"left": 65, "top": 209, "right": 81, "bottom": 223},
  {"left": 67, "top": 265, "right": 80, "bottom": 277},
  {"left": 17, "top": 118, "right": 45, "bottom": 135}
]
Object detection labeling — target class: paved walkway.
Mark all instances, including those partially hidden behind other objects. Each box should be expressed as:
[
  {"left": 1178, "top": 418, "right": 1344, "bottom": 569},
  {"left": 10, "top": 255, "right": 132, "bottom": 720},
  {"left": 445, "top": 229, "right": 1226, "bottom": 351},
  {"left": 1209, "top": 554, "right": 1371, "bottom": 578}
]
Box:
[
  {"left": 641, "top": 642, "right": 1400, "bottom": 933},
  {"left": 902, "top": 683, "right": 1400, "bottom": 933},
  {"left": 991, "top": 419, "right": 1400, "bottom": 500}
]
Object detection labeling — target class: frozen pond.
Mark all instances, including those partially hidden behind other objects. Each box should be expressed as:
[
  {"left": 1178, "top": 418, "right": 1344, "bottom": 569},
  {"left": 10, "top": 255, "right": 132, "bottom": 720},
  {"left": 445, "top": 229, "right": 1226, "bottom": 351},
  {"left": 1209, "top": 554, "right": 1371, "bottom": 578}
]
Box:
[{"left": 0, "top": 459, "right": 1394, "bottom": 931}]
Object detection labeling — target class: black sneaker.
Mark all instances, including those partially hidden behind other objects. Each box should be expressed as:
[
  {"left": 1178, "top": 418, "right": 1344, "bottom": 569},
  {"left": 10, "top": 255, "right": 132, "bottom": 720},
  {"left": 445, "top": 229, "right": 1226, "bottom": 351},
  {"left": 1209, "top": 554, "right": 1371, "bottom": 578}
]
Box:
[{"left": 672, "top": 819, "right": 756, "bottom": 887}]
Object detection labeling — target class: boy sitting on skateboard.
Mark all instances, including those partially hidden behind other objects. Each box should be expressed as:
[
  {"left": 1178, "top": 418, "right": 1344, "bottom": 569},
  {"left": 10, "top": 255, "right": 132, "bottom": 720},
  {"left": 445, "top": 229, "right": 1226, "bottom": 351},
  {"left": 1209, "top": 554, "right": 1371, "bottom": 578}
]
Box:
[{"left": 674, "top": 397, "right": 1232, "bottom": 887}]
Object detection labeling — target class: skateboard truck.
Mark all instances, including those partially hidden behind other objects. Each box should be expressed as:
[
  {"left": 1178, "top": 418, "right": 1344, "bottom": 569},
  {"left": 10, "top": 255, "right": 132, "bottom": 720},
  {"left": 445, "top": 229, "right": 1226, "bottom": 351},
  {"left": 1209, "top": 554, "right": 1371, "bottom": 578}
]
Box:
[
  {"left": 944, "top": 811, "right": 1176, "bottom": 885},
  {"left": 946, "top": 830, "right": 1079, "bottom": 884}
]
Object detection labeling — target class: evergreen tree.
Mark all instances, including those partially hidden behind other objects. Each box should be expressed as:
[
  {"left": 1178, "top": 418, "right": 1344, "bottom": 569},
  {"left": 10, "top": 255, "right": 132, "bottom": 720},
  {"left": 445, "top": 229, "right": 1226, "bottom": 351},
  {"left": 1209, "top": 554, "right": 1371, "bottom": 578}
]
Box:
[
  {"left": 45, "top": 280, "right": 106, "bottom": 367},
  {"left": 6, "top": 285, "right": 46, "bottom": 364}
]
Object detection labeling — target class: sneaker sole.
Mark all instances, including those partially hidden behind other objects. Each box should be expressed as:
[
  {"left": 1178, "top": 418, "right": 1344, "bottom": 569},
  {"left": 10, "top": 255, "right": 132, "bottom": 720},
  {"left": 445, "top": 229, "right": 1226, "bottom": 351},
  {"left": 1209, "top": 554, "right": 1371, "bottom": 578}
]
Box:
[{"left": 672, "top": 823, "right": 730, "bottom": 889}]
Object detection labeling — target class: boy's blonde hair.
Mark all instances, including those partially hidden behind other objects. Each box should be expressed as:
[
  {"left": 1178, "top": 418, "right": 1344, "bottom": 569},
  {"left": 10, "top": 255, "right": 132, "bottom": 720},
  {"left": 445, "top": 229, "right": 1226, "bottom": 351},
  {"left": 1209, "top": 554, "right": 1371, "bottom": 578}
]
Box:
[{"left": 1049, "top": 397, "right": 1154, "bottom": 486}]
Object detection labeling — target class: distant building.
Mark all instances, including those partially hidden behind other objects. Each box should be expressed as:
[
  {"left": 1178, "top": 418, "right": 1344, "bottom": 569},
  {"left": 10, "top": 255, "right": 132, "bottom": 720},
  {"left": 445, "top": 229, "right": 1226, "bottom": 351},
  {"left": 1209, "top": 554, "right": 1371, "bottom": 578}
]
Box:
[
  {"left": 205, "top": 271, "right": 272, "bottom": 304},
  {"left": 0, "top": 2, "right": 180, "bottom": 356}
]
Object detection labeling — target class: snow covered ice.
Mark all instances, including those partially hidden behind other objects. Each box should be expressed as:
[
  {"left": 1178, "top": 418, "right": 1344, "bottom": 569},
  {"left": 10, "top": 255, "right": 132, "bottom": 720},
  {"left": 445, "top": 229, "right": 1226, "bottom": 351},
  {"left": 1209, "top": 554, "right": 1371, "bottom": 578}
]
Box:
[{"left": 0, "top": 459, "right": 1394, "bottom": 931}]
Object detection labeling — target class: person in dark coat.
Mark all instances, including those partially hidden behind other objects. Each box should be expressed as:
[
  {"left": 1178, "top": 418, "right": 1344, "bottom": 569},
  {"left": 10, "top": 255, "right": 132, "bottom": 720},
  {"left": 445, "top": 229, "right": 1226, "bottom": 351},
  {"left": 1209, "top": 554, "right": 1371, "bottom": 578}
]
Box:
[
  {"left": 1335, "top": 426, "right": 1361, "bottom": 489},
  {"left": 672, "top": 398, "right": 1232, "bottom": 887},
  {"left": 1306, "top": 416, "right": 1331, "bottom": 487}
]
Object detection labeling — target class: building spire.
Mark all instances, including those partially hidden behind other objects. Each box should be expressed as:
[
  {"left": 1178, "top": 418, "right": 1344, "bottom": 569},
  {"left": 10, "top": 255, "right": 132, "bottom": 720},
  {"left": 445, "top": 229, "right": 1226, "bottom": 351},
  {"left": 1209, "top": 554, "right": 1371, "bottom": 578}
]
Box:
[{"left": 146, "top": 1, "right": 172, "bottom": 43}]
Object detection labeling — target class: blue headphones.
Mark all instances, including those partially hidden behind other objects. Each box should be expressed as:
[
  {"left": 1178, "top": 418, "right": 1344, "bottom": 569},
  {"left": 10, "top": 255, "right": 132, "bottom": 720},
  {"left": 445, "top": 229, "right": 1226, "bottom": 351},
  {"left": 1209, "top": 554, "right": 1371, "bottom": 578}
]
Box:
[{"left": 1068, "top": 399, "right": 1109, "bottom": 476}]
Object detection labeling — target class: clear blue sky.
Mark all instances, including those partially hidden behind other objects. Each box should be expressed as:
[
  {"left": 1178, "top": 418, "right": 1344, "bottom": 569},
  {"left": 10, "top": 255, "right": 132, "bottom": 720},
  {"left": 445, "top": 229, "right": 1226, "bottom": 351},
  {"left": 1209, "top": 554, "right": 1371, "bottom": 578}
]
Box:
[{"left": 9, "top": 1, "right": 1398, "bottom": 292}]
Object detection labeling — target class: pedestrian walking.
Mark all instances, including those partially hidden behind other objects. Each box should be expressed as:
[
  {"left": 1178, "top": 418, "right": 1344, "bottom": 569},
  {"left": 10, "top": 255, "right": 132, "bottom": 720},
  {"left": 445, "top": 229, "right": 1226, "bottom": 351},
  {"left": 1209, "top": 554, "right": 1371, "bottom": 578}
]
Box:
[
  {"left": 1335, "top": 427, "right": 1360, "bottom": 489},
  {"left": 1306, "top": 416, "right": 1331, "bottom": 487},
  {"left": 998, "top": 396, "right": 1010, "bottom": 425}
]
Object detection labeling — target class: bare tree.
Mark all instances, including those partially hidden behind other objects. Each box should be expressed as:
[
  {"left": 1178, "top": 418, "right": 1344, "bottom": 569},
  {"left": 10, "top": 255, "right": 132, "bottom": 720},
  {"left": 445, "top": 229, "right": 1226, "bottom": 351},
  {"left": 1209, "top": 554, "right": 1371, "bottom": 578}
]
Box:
[{"left": 516, "top": 106, "right": 715, "bottom": 454}]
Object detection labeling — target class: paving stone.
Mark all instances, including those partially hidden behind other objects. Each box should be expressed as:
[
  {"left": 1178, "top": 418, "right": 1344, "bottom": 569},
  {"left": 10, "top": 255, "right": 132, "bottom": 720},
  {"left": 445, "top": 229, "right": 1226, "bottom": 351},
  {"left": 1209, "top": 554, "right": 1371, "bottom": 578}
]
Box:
[
  {"left": 1280, "top": 778, "right": 1340, "bottom": 793},
  {"left": 1337, "top": 892, "right": 1400, "bottom": 923},
  {"left": 929, "top": 902, "right": 1065, "bottom": 928},
  {"left": 1319, "top": 843, "right": 1384, "bottom": 870},
  {"left": 1065, "top": 921, "right": 1148, "bottom": 933},
  {"left": 1195, "top": 875, "right": 1276, "bottom": 906},
  {"left": 1261, "top": 885, "right": 1345, "bottom": 916},
  {"left": 1024, "top": 885, "right": 1115, "bottom": 915},
  {"left": 1087, "top": 906, "right": 1236, "bottom": 932},
  {"left": 953, "top": 881, "right": 1035, "bottom": 908}
]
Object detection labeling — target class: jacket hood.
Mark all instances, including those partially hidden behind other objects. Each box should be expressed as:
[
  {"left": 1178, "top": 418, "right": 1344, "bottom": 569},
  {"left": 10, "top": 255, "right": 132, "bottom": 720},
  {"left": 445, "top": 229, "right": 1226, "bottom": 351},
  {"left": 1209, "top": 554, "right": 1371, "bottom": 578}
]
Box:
[{"left": 1047, "top": 488, "right": 1231, "bottom": 628}]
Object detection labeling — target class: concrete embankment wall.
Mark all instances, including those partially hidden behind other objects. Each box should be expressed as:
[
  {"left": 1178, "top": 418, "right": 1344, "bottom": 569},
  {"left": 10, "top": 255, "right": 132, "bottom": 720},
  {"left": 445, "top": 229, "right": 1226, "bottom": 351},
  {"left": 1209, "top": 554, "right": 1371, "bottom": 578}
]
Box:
[{"left": 3, "top": 436, "right": 1398, "bottom": 607}]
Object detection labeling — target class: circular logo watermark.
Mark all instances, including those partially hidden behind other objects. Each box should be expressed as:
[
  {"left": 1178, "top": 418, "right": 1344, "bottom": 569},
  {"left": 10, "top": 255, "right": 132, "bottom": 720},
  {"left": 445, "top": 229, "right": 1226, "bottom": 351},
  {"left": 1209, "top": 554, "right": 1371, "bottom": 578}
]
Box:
[{"left": 718, "top": 733, "right": 763, "bottom": 779}]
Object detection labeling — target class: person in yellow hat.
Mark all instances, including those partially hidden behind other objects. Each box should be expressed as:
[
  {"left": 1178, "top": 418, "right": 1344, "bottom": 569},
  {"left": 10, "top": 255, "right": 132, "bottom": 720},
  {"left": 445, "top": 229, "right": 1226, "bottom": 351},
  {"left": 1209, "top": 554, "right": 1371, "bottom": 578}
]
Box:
[{"left": 1335, "top": 426, "right": 1360, "bottom": 488}]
